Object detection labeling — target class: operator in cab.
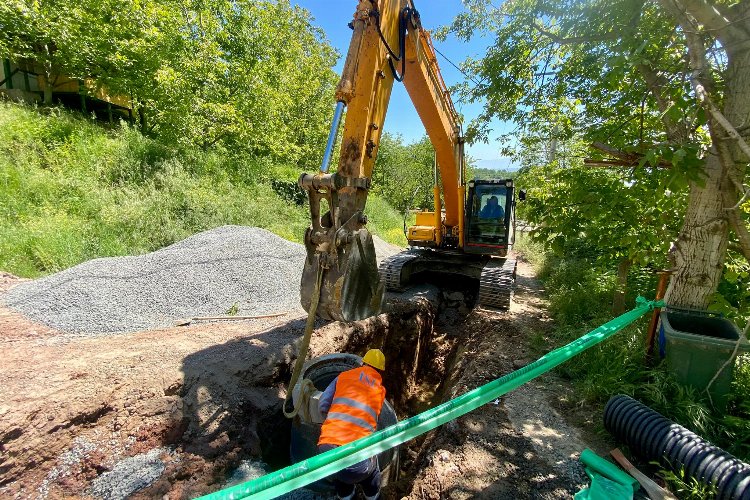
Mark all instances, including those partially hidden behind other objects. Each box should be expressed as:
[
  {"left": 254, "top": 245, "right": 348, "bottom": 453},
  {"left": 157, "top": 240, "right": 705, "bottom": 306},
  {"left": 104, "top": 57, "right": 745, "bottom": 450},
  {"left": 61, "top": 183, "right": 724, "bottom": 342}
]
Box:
[
  {"left": 480, "top": 195, "right": 505, "bottom": 219},
  {"left": 318, "top": 349, "right": 387, "bottom": 500}
]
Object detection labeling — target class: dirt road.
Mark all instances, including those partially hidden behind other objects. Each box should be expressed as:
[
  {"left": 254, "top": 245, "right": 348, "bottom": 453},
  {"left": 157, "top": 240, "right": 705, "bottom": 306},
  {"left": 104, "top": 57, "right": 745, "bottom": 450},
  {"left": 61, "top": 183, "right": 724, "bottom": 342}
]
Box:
[{"left": 0, "top": 259, "right": 610, "bottom": 499}]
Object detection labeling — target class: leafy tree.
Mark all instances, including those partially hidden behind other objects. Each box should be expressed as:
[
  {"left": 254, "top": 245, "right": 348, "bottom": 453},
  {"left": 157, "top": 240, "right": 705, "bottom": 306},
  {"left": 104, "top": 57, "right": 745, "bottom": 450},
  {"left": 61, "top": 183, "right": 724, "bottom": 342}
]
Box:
[
  {"left": 372, "top": 133, "right": 436, "bottom": 212},
  {"left": 148, "top": 0, "right": 338, "bottom": 168},
  {"left": 0, "top": 0, "right": 338, "bottom": 170},
  {"left": 468, "top": 166, "right": 518, "bottom": 180},
  {"left": 446, "top": 0, "right": 750, "bottom": 310}
]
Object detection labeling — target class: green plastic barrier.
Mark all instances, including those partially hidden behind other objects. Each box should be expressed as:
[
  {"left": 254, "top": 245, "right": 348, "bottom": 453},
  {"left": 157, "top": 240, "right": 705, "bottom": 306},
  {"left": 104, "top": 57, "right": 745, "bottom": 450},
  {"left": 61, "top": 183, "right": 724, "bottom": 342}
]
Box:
[{"left": 200, "top": 297, "right": 663, "bottom": 500}]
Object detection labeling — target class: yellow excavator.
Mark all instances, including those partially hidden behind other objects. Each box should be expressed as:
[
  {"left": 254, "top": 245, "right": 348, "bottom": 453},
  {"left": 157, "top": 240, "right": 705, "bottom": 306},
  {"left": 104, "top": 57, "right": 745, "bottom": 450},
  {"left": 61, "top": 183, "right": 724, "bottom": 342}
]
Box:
[{"left": 298, "top": 0, "right": 520, "bottom": 322}]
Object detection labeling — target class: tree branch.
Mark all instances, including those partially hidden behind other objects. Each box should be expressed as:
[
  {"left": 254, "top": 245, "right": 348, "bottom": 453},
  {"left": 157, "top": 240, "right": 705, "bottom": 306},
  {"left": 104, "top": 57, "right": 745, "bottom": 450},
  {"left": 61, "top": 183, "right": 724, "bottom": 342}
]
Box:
[
  {"left": 670, "top": 0, "right": 748, "bottom": 45},
  {"left": 678, "top": 21, "right": 750, "bottom": 161},
  {"left": 727, "top": 208, "right": 750, "bottom": 262},
  {"left": 635, "top": 63, "right": 691, "bottom": 143},
  {"left": 589, "top": 142, "right": 673, "bottom": 168},
  {"left": 691, "top": 76, "right": 750, "bottom": 161},
  {"left": 726, "top": 185, "right": 750, "bottom": 211},
  {"left": 530, "top": 22, "right": 620, "bottom": 44}
]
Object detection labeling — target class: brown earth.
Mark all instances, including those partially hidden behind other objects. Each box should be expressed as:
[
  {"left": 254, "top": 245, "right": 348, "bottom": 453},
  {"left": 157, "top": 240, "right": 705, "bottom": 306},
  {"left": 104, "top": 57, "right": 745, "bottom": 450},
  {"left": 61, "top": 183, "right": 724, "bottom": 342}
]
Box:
[
  {"left": 0, "top": 259, "right": 613, "bottom": 499},
  {"left": 395, "top": 260, "right": 613, "bottom": 499}
]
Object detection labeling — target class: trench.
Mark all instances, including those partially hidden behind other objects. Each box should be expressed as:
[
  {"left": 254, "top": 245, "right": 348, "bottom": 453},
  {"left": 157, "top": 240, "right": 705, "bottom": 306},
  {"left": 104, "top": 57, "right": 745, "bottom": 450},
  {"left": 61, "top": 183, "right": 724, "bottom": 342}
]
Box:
[{"left": 210, "top": 285, "right": 473, "bottom": 496}]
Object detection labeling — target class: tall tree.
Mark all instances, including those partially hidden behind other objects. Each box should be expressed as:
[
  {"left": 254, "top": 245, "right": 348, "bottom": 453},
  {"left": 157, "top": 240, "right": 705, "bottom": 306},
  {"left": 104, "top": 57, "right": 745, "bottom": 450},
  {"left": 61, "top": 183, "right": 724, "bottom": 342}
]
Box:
[
  {"left": 446, "top": 0, "right": 750, "bottom": 309},
  {"left": 0, "top": 0, "right": 339, "bottom": 169},
  {"left": 373, "top": 133, "right": 436, "bottom": 212}
]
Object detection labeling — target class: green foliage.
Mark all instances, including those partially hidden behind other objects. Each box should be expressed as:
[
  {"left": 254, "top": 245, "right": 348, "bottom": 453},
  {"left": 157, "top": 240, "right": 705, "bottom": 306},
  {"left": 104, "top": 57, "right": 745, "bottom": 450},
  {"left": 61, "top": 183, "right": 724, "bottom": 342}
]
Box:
[
  {"left": 445, "top": 0, "right": 749, "bottom": 317},
  {"left": 659, "top": 466, "right": 718, "bottom": 500},
  {"left": 372, "top": 133, "right": 435, "bottom": 213},
  {"left": 518, "top": 236, "right": 750, "bottom": 461},
  {"left": 0, "top": 102, "right": 407, "bottom": 277},
  {"left": 0, "top": 0, "right": 338, "bottom": 169},
  {"left": 467, "top": 166, "right": 517, "bottom": 181},
  {"left": 516, "top": 155, "right": 686, "bottom": 270},
  {"left": 365, "top": 195, "right": 408, "bottom": 247},
  {"left": 270, "top": 179, "right": 306, "bottom": 207}
]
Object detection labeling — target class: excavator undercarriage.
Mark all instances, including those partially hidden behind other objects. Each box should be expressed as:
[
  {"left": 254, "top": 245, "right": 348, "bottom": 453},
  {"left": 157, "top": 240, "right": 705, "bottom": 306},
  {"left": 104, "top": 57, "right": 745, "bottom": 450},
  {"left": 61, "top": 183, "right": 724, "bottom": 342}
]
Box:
[{"left": 379, "top": 250, "right": 517, "bottom": 310}]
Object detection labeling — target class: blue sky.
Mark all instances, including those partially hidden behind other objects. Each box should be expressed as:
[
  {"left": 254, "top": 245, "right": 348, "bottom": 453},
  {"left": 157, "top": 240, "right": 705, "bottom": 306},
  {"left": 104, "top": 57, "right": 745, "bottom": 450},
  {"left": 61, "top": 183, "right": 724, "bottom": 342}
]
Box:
[{"left": 292, "top": 0, "right": 516, "bottom": 171}]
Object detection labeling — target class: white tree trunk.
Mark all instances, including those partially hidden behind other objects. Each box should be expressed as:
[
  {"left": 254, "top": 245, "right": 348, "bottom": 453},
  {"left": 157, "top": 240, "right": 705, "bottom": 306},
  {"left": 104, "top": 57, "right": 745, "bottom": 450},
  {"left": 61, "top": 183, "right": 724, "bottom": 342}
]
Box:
[
  {"left": 664, "top": 35, "right": 750, "bottom": 309},
  {"left": 664, "top": 152, "right": 729, "bottom": 308}
]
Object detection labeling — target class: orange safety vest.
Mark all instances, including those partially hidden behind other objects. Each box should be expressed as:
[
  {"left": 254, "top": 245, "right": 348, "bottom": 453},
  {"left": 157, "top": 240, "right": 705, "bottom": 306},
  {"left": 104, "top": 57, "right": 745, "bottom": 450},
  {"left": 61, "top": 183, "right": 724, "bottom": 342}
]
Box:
[{"left": 318, "top": 366, "right": 386, "bottom": 447}]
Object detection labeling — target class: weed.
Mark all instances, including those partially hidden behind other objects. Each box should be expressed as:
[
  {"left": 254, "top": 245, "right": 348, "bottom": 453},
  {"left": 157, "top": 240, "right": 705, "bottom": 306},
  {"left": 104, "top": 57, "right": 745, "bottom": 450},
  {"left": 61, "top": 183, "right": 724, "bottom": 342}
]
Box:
[
  {"left": 0, "top": 102, "right": 406, "bottom": 277},
  {"left": 659, "top": 465, "right": 717, "bottom": 499},
  {"left": 519, "top": 229, "right": 750, "bottom": 462}
]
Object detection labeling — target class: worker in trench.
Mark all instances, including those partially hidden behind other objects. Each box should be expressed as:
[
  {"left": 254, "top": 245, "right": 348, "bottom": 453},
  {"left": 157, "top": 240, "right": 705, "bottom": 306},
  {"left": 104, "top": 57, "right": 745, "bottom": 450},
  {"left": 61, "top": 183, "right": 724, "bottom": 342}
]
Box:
[{"left": 317, "top": 349, "right": 387, "bottom": 500}]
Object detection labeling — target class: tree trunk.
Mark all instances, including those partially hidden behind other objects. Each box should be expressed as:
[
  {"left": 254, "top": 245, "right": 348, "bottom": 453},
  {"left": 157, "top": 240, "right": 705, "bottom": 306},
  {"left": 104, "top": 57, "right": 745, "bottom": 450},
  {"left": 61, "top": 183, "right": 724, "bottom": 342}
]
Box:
[
  {"left": 664, "top": 54, "right": 750, "bottom": 308},
  {"left": 663, "top": 16, "right": 750, "bottom": 310},
  {"left": 722, "top": 45, "right": 750, "bottom": 257},
  {"left": 41, "top": 72, "right": 53, "bottom": 105},
  {"left": 612, "top": 258, "right": 631, "bottom": 315},
  {"left": 664, "top": 152, "right": 728, "bottom": 308},
  {"left": 138, "top": 107, "right": 147, "bottom": 135},
  {"left": 42, "top": 45, "right": 54, "bottom": 105}
]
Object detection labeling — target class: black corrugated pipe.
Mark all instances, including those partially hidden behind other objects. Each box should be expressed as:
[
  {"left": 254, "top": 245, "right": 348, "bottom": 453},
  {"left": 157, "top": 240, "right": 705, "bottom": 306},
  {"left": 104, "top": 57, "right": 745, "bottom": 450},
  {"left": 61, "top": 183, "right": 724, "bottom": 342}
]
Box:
[{"left": 604, "top": 394, "right": 750, "bottom": 500}]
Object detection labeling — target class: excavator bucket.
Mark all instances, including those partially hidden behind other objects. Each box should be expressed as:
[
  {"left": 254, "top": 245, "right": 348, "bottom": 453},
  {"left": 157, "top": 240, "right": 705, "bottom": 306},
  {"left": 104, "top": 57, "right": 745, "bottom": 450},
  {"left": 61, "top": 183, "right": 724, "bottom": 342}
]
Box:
[{"left": 300, "top": 228, "right": 383, "bottom": 322}]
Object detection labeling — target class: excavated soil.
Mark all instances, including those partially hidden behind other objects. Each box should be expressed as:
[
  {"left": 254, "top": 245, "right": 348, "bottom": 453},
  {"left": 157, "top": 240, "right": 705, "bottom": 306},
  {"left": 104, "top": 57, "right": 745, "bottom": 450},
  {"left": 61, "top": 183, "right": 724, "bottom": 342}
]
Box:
[{"left": 0, "top": 256, "right": 612, "bottom": 499}]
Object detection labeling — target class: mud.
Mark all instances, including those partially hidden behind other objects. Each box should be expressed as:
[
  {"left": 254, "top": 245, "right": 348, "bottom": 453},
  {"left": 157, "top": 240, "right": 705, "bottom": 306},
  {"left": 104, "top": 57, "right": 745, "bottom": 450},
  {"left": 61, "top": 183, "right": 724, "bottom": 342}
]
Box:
[{"left": 0, "top": 258, "right": 610, "bottom": 499}]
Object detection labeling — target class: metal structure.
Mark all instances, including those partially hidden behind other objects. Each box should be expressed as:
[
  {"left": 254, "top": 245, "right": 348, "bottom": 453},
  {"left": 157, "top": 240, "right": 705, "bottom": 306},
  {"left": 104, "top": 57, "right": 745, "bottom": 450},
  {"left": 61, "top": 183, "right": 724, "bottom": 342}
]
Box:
[{"left": 298, "top": 0, "right": 520, "bottom": 321}]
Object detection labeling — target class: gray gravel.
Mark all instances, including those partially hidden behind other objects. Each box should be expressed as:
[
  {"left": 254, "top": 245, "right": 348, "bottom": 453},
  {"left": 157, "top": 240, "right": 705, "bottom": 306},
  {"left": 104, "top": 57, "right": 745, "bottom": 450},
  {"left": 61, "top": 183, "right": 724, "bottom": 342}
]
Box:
[
  {"left": 90, "top": 448, "right": 169, "bottom": 500},
  {"left": 226, "top": 460, "right": 329, "bottom": 500},
  {"left": 3, "top": 226, "right": 306, "bottom": 335}
]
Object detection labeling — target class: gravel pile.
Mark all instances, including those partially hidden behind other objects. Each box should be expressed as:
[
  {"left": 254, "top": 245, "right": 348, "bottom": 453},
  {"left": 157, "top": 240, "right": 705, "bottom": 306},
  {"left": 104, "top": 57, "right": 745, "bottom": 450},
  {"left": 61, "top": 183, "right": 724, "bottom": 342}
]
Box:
[
  {"left": 90, "top": 448, "right": 169, "bottom": 500},
  {"left": 3, "top": 226, "right": 307, "bottom": 335}
]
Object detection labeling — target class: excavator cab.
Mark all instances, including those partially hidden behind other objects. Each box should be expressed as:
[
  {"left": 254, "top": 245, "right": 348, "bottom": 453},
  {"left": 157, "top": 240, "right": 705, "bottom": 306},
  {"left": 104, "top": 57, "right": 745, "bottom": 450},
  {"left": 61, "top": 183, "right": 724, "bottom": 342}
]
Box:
[{"left": 464, "top": 179, "right": 515, "bottom": 258}]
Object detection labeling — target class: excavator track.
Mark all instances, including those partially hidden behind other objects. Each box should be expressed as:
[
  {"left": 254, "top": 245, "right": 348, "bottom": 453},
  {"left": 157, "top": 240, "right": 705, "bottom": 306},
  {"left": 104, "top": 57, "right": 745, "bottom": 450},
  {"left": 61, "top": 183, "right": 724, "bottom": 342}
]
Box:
[
  {"left": 477, "top": 258, "right": 517, "bottom": 310},
  {"left": 380, "top": 250, "right": 517, "bottom": 310},
  {"left": 379, "top": 252, "right": 420, "bottom": 292}
]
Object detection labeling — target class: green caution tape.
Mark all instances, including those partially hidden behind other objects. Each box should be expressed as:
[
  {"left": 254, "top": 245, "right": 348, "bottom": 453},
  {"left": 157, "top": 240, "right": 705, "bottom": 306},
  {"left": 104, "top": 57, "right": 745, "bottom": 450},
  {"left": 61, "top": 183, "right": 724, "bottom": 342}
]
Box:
[{"left": 200, "top": 297, "right": 663, "bottom": 500}]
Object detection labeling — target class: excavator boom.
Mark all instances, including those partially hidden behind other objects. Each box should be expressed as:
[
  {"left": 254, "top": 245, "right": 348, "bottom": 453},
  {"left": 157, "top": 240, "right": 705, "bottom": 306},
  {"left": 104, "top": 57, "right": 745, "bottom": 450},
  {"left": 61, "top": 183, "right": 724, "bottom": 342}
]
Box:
[{"left": 298, "top": 0, "right": 517, "bottom": 321}]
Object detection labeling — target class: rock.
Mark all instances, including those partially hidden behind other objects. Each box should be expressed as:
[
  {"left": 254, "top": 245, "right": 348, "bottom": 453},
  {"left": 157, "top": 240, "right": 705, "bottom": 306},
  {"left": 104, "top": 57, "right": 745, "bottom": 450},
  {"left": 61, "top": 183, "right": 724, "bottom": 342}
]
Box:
[
  {"left": 90, "top": 448, "right": 168, "bottom": 500},
  {"left": 436, "top": 449, "right": 452, "bottom": 462}
]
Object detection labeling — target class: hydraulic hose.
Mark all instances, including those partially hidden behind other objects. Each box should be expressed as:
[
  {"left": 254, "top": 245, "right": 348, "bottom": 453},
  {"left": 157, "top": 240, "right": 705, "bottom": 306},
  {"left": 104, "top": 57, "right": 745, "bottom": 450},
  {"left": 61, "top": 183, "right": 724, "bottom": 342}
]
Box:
[{"left": 604, "top": 395, "right": 750, "bottom": 500}]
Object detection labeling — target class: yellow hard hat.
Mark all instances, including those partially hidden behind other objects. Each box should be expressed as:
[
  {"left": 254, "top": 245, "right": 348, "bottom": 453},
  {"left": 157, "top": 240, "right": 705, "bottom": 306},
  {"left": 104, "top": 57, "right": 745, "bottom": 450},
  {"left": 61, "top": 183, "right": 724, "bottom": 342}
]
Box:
[{"left": 363, "top": 349, "right": 385, "bottom": 371}]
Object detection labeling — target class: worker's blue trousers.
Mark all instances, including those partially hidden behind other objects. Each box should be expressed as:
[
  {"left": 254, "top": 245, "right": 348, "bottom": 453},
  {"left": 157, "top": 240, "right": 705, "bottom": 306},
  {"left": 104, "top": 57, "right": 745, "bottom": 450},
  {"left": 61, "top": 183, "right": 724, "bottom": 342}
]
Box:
[{"left": 318, "top": 444, "right": 381, "bottom": 499}]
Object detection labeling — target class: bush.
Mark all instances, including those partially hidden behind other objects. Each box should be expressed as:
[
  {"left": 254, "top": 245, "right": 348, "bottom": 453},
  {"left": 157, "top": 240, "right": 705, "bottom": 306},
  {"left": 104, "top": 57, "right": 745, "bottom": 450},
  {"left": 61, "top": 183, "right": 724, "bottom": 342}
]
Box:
[
  {"left": 518, "top": 229, "right": 750, "bottom": 461},
  {"left": 0, "top": 102, "right": 405, "bottom": 276}
]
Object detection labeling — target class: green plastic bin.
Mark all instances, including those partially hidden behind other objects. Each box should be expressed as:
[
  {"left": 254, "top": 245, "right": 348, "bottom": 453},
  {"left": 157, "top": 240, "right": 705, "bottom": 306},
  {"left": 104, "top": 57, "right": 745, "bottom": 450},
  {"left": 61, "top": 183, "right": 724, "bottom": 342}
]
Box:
[{"left": 659, "top": 309, "right": 749, "bottom": 410}]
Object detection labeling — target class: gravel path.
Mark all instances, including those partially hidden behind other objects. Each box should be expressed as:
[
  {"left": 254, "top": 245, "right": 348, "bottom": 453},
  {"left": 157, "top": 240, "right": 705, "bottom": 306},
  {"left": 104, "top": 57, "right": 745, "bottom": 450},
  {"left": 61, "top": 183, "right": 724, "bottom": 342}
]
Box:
[{"left": 2, "top": 226, "right": 306, "bottom": 335}]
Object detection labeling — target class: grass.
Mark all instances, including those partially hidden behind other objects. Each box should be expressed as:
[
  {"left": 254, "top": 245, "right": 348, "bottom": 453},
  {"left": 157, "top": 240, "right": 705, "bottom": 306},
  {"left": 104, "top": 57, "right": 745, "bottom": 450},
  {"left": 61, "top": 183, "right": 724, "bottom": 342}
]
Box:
[
  {"left": 0, "top": 101, "right": 406, "bottom": 277},
  {"left": 514, "top": 232, "right": 750, "bottom": 462}
]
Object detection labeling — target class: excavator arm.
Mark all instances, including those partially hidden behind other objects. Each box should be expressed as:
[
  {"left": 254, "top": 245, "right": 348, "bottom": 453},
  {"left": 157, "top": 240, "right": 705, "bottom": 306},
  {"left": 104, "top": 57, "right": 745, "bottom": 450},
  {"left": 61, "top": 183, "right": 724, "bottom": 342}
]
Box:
[{"left": 298, "top": 0, "right": 465, "bottom": 321}]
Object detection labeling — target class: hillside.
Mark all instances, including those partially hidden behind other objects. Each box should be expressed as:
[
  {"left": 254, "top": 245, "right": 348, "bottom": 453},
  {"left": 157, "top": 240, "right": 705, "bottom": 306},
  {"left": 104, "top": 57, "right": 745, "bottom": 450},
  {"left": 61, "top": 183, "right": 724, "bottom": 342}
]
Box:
[{"left": 0, "top": 102, "right": 406, "bottom": 278}]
